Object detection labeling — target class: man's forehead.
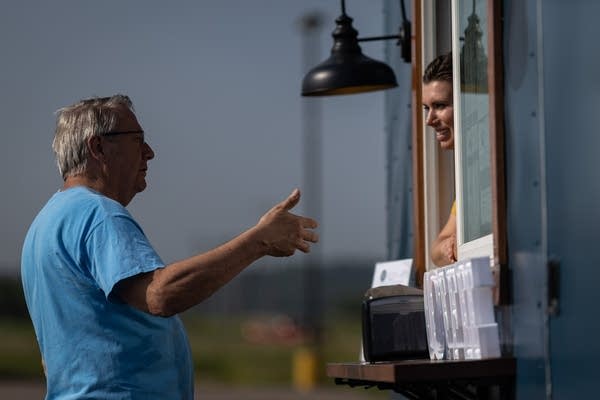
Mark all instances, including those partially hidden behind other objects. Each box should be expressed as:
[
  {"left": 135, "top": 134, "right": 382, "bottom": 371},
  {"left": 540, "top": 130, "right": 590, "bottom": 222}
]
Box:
[
  {"left": 423, "top": 81, "right": 452, "bottom": 100},
  {"left": 424, "top": 80, "right": 452, "bottom": 92}
]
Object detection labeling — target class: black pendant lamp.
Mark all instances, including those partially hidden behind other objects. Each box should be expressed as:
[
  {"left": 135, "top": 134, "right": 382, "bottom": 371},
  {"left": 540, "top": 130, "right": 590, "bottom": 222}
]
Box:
[{"left": 301, "top": 0, "right": 411, "bottom": 97}]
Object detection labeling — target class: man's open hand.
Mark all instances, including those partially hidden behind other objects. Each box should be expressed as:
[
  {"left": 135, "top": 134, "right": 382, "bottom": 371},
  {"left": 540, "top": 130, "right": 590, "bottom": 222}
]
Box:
[{"left": 256, "top": 189, "right": 319, "bottom": 257}]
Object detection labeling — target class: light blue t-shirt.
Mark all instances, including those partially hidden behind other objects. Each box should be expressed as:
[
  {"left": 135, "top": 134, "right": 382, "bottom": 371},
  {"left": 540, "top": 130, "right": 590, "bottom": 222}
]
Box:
[{"left": 21, "top": 187, "right": 194, "bottom": 400}]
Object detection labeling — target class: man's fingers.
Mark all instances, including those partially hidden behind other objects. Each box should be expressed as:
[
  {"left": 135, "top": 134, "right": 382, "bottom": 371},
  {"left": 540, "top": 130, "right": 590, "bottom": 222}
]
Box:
[
  {"left": 301, "top": 217, "right": 318, "bottom": 229},
  {"left": 279, "top": 188, "right": 300, "bottom": 211},
  {"left": 302, "top": 230, "right": 319, "bottom": 243},
  {"left": 297, "top": 241, "right": 310, "bottom": 253}
]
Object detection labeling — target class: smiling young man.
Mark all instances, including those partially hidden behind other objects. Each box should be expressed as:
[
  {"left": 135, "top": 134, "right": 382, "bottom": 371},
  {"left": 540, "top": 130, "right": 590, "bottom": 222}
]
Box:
[
  {"left": 422, "top": 53, "right": 457, "bottom": 267},
  {"left": 21, "top": 95, "right": 319, "bottom": 399}
]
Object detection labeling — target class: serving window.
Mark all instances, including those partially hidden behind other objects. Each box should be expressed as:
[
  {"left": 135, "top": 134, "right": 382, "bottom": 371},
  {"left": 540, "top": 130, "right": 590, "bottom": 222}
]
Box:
[{"left": 415, "top": 0, "right": 506, "bottom": 302}]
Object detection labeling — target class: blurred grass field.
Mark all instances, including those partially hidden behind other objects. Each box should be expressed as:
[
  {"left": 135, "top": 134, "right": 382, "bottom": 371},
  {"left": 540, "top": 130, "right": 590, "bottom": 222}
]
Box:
[
  {"left": 0, "top": 313, "right": 368, "bottom": 388},
  {"left": 184, "top": 313, "right": 364, "bottom": 386},
  {"left": 0, "top": 319, "right": 43, "bottom": 379},
  {"left": 0, "top": 271, "right": 387, "bottom": 398}
]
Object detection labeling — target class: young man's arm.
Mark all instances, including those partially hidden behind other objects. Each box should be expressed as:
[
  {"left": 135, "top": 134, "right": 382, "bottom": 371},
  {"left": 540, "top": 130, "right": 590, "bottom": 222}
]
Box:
[{"left": 430, "top": 212, "right": 457, "bottom": 267}]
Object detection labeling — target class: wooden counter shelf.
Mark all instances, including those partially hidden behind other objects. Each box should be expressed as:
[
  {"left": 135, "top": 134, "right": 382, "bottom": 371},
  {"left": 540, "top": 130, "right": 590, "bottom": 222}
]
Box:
[{"left": 327, "top": 357, "right": 516, "bottom": 399}]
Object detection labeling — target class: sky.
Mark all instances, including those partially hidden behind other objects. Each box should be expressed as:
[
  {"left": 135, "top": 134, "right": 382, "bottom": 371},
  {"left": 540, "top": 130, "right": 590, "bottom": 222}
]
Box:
[{"left": 0, "top": 1, "right": 390, "bottom": 274}]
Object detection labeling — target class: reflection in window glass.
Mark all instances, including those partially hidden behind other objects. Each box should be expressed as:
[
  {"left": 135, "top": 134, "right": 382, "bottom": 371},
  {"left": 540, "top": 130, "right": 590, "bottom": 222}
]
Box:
[{"left": 458, "top": 0, "right": 492, "bottom": 242}]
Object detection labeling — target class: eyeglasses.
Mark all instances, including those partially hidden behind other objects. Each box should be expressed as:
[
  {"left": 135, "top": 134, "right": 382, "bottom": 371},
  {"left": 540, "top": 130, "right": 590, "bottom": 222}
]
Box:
[{"left": 102, "top": 130, "right": 145, "bottom": 137}]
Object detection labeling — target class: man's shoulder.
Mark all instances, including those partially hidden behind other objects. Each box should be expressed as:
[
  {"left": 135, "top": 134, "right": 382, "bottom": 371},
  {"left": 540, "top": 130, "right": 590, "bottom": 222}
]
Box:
[{"left": 34, "top": 187, "right": 133, "bottom": 232}]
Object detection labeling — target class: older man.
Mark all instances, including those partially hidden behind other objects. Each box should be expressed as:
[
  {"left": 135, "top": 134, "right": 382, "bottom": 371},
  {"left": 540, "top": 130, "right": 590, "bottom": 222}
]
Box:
[{"left": 21, "top": 95, "right": 319, "bottom": 399}]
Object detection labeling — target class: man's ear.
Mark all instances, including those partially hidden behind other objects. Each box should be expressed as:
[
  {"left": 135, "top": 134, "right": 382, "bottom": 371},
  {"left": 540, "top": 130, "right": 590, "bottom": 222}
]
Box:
[{"left": 87, "top": 136, "right": 105, "bottom": 161}]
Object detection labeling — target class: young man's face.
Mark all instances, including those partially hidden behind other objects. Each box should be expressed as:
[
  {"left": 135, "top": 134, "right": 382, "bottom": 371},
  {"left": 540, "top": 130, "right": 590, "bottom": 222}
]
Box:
[{"left": 422, "top": 80, "right": 454, "bottom": 150}]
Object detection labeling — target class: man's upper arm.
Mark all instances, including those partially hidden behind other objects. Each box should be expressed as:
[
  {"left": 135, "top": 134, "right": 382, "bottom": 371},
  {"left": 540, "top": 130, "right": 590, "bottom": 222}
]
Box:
[
  {"left": 113, "top": 271, "right": 155, "bottom": 313},
  {"left": 85, "top": 213, "right": 165, "bottom": 303}
]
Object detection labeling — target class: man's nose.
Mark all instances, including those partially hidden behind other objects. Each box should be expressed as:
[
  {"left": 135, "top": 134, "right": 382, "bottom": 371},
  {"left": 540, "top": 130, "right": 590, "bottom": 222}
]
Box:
[
  {"left": 425, "top": 109, "right": 436, "bottom": 126},
  {"left": 143, "top": 142, "right": 155, "bottom": 160}
]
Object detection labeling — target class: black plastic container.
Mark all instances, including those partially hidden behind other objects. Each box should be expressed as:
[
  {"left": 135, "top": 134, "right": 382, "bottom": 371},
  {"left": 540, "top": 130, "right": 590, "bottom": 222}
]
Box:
[{"left": 362, "top": 284, "right": 429, "bottom": 362}]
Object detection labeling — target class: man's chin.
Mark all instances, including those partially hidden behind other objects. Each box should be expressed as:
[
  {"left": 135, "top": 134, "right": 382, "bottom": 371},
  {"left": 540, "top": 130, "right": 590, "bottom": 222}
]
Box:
[
  {"left": 136, "top": 180, "right": 147, "bottom": 193},
  {"left": 440, "top": 140, "right": 454, "bottom": 150}
]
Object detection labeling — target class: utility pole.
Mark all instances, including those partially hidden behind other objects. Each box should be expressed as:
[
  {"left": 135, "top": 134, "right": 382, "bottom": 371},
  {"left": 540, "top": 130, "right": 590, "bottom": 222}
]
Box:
[{"left": 293, "top": 10, "right": 324, "bottom": 392}]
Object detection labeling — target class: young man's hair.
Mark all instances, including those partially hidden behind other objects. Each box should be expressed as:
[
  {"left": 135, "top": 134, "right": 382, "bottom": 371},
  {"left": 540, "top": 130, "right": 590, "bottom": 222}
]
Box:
[{"left": 423, "top": 52, "right": 452, "bottom": 84}]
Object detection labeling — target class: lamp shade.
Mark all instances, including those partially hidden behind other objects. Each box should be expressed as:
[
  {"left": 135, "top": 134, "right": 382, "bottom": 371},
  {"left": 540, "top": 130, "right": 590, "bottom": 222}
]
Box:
[{"left": 302, "top": 14, "right": 398, "bottom": 96}]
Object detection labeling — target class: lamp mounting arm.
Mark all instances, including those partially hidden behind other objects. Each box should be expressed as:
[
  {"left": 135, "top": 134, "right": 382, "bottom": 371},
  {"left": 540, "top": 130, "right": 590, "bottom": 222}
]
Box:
[
  {"left": 357, "top": 35, "right": 402, "bottom": 43},
  {"left": 346, "top": 0, "right": 411, "bottom": 63}
]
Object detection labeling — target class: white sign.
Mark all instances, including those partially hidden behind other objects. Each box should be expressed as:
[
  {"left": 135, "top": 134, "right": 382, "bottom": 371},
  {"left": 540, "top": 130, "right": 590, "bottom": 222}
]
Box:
[{"left": 371, "top": 259, "right": 413, "bottom": 288}]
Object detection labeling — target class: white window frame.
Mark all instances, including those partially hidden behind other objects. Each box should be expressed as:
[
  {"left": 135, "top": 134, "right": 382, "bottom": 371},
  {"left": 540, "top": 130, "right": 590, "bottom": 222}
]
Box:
[{"left": 450, "top": 0, "right": 494, "bottom": 261}]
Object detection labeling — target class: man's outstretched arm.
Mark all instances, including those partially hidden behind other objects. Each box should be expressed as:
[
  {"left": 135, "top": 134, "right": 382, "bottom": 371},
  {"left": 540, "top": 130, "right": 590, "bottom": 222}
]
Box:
[{"left": 116, "top": 189, "right": 318, "bottom": 317}]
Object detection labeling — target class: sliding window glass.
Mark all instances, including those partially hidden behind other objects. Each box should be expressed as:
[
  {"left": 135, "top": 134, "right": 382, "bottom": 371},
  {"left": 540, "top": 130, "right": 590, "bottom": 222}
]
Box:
[{"left": 451, "top": 0, "right": 494, "bottom": 260}]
